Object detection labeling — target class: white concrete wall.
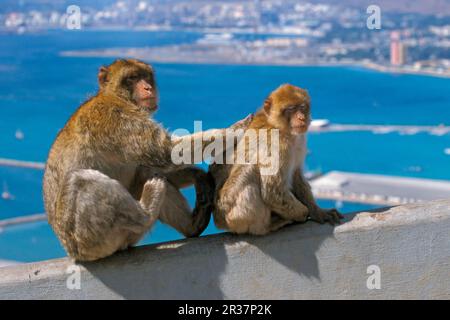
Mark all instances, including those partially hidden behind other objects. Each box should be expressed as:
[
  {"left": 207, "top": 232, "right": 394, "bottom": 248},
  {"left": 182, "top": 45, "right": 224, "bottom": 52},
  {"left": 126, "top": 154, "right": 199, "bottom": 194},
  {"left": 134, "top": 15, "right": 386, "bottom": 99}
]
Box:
[{"left": 1, "top": 198, "right": 449, "bottom": 300}]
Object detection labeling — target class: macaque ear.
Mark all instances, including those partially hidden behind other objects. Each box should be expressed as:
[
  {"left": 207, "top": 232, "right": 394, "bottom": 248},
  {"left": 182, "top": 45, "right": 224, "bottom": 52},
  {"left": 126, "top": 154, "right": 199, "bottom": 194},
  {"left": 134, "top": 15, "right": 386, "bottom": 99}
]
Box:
[
  {"left": 98, "top": 66, "right": 109, "bottom": 87},
  {"left": 263, "top": 96, "right": 272, "bottom": 114}
]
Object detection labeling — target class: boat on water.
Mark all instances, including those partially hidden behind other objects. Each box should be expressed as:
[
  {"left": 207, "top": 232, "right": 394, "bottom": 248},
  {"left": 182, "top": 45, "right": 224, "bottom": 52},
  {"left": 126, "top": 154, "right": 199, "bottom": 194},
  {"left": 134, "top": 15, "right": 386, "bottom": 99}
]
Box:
[
  {"left": 310, "top": 119, "right": 330, "bottom": 128},
  {"left": 15, "top": 129, "right": 24, "bottom": 140},
  {"left": 1, "top": 182, "right": 14, "bottom": 201}
]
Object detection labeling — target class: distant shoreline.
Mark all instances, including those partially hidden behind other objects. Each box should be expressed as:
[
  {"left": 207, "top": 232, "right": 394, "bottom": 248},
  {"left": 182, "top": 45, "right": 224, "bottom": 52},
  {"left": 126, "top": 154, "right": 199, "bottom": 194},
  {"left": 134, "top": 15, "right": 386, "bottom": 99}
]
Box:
[
  {"left": 60, "top": 47, "right": 450, "bottom": 79},
  {"left": 360, "top": 61, "right": 450, "bottom": 79},
  {"left": 2, "top": 27, "right": 447, "bottom": 79}
]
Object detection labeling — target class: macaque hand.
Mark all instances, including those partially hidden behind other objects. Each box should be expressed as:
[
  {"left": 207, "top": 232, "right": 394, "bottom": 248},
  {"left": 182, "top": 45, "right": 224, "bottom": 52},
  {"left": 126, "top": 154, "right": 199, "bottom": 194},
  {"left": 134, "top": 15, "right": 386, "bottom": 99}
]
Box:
[
  {"left": 193, "top": 171, "right": 215, "bottom": 208},
  {"left": 309, "top": 208, "right": 344, "bottom": 225}
]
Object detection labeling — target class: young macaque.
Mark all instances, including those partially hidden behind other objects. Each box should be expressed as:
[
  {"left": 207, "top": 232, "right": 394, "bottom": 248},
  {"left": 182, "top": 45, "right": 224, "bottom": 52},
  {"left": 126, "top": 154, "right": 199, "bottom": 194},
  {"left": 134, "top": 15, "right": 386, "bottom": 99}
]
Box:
[{"left": 210, "top": 84, "right": 343, "bottom": 235}]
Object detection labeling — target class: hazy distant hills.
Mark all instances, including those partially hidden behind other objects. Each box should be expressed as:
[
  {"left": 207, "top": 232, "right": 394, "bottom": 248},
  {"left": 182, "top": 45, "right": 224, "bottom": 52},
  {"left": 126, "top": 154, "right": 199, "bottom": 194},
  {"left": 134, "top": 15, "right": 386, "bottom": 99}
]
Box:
[
  {"left": 1, "top": 0, "right": 449, "bottom": 15},
  {"left": 0, "top": 0, "right": 116, "bottom": 12},
  {"left": 315, "top": 0, "right": 450, "bottom": 15}
]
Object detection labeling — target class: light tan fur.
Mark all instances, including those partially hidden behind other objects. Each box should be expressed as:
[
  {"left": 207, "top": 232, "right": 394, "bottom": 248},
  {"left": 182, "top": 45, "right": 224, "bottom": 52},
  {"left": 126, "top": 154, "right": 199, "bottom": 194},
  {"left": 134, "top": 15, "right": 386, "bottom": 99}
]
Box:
[{"left": 210, "top": 84, "right": 342, "bottom": 236}]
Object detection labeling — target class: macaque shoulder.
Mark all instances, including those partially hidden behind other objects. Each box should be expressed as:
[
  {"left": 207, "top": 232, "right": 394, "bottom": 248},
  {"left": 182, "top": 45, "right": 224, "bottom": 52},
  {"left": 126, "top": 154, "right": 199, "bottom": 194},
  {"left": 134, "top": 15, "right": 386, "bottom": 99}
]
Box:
[
  {"left": 73, "top": 98, "right": 152, "bottom": 138},
  {"left": 248, "top": 111, "right": 272, "bottom": 130}
]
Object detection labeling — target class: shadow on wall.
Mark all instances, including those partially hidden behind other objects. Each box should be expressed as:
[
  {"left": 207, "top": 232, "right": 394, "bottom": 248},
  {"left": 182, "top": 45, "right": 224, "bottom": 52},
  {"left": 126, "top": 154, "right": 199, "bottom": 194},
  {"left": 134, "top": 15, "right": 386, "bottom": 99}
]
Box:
[
  {"left": 81, "top": 213, "right": 361, "bottom": 299},
  {"left": 251, "top": 207, "right": 394, "bottom": 281},
  {"left": 82, "top": 235, "right": 229, "bottom": 299},
  {"left": 4, "top": 201, "right": 450, "bottom": 299}
]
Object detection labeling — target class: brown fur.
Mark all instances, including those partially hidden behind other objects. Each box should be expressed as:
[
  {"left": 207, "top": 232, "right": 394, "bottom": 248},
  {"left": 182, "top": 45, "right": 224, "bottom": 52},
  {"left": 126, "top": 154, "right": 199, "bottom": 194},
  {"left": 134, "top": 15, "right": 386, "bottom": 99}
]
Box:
[
  {"left": 210, "top": 84, "right": 342, "bottom": 236},
  {"left": 44, "top": 59, "right": 221, "bottom": 261}
]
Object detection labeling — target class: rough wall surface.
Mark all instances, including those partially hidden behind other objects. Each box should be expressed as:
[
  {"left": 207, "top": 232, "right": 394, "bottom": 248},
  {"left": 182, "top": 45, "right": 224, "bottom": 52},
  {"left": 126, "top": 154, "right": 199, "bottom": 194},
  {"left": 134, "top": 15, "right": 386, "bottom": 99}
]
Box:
[{"left": 0, "top": 199, "right": 449, "bottom": 300}]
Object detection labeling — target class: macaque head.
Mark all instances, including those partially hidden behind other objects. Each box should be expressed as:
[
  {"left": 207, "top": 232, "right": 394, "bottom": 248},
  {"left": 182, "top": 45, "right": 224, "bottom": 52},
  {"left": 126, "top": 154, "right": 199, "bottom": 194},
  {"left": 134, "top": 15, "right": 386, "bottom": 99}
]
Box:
[
  {"left": 98, "top": 59, "right": 158, "bottom": 113},
  {"left": 263, "top": 84, "right": 311, "bottom": 135}
]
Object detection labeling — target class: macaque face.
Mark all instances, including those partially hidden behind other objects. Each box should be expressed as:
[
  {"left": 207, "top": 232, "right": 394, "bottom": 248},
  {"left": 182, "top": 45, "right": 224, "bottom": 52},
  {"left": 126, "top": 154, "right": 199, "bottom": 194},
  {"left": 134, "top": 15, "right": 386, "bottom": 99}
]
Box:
[
  {"left": 126, "top": 72, "right": 157, "bottom": 112},
  {"left": 98, "top": 59, "right": 158, "bottom": 113},
  {"left": 265, "top": 84, "right": 311, "bottom": 135},
  {"left": 284, "top": 103, "right": 310, "bottom": 134},
  {"left": 130, "top": 77, "right": 157, "bottom": 111}
]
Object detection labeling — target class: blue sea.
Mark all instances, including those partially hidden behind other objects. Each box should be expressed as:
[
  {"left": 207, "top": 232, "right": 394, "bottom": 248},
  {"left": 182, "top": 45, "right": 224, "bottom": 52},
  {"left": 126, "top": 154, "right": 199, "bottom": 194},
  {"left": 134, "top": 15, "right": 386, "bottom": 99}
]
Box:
[{"left": 0, "top": 30, "right": 449, "bottom": 262}]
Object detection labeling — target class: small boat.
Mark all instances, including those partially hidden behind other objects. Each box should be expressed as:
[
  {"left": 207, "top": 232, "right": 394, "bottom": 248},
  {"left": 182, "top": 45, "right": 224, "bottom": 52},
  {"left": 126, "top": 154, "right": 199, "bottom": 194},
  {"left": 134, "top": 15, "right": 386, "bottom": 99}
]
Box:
[
  {"left": 310, "top": 119, "right": 330, "bottom": 128},
  {"left": 15, "top": 129, "right": 24, "bottom": 140},
  {"left": 1, "top": 182, "right": 14, "bottom": 201},
  {"left": 445, "top": 148, "right": 450, "bottom": 155}
]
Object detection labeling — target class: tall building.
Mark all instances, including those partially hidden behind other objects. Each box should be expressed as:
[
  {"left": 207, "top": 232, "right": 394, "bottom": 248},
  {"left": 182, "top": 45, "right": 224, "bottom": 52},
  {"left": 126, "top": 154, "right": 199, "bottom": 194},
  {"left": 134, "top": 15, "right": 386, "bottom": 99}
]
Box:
[{"left": 390, "top": 31, "right": 407, "bottom": 66}]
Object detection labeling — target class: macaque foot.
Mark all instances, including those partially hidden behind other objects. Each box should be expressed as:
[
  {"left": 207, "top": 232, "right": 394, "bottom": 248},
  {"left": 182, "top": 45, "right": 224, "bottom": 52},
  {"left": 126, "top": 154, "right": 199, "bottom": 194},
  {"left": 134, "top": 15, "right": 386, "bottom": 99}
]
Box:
[
  {"left": 309, "top": 208, "right": 343, "bottom": 225},
  {"left": 140, "top": 174, "right": 168, "bottom": 212}
]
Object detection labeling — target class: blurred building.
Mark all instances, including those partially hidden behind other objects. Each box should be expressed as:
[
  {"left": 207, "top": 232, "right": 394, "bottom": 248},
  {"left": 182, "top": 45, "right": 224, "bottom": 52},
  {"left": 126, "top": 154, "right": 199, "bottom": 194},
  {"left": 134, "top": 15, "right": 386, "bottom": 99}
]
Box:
[{"left": 390, "top": 31, "right": 407, "bottom": 65}]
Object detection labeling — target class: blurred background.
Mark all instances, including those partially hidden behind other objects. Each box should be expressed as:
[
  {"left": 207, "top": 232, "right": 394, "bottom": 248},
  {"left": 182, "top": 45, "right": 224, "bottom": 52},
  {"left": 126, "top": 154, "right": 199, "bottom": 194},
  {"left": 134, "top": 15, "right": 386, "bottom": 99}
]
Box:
[{"left": 0, "top": 0, "right": 449, "bottom": 264}]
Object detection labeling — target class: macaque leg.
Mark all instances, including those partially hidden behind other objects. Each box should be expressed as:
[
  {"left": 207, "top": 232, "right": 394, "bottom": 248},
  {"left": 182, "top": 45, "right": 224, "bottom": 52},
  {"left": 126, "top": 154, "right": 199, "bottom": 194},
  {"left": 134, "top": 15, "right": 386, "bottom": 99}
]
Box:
[
  {"left": 159, "top": 183, "right": 211, "bottom": 237},
  {"left": 222, "top": 184, "right": 273, "bottom": 236},
  {"left": 125, "top": 176, "right": 168, "bottom": 247},
  {"left": 131, "top": 166, "right": 214, "bottom": 237},
  {"left": 57, "top": 169, "right": 167, "bottom": 261}
]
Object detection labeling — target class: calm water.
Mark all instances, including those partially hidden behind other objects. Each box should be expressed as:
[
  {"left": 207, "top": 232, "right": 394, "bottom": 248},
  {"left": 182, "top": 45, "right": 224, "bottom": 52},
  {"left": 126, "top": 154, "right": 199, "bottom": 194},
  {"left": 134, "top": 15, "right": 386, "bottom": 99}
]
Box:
[{"left": 0, "top": 30, "right": 449, "bottom": 262}]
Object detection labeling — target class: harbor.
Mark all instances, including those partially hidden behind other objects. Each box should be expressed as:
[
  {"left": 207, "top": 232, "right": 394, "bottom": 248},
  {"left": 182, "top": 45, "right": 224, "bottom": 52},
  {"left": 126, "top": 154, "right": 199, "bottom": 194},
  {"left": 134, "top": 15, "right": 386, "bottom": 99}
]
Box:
[
  {"left": 309, "top": 122, "right": 450, "bottom": 136},
  {"left": 0, "top": 213, "right": 47, "bottom": 228},
  {"left": 0, "top": 158, "right": 45, "bottom": 170},
  {"left": 311, "top": 171, "right": 450, "bottom": 206},
  {"left": 1, "top": 157, "right": 450, "bottom": 209}
]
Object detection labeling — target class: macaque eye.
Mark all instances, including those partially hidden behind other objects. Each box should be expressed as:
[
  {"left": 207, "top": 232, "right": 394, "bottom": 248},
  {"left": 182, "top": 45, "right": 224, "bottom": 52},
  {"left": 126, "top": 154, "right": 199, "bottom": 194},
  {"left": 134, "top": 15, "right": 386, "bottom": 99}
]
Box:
[
  {"left": 285, "top": 106, "right": 297, "bottom": 113},
  {"left": 125, "top": 73, "right": 141, "bottom": 83},
  {"left": 298, "top": 104, "right": 309, "bottom": 113}
]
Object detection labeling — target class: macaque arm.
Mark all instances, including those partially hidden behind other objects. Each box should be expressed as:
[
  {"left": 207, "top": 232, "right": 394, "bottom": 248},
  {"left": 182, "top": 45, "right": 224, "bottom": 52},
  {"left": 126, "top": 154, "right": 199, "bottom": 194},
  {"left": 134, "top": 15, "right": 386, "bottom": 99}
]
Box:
[
  {"left": 165, "top": 166, "right": 206, "bottom": 189},
  {"left": 113, "top": 117, "right": 191, "bottom": 172},
  {"left": 292, "top": 169, "right": 320, "bottom": 211},
  {"left": 170, "top": 115, "right": 252, "bottom": 161},
  {"left": 292, "top": 169, "right": 343, "bottom": 224},
  {"left": 260, "top": 173, "right": 308, "bottom": 222},
  {"left": 171, "top": 128, "right": 227, "bottom": 157},
  {"left": 128, "top": 165, "right": 202, "bottom": 199}
]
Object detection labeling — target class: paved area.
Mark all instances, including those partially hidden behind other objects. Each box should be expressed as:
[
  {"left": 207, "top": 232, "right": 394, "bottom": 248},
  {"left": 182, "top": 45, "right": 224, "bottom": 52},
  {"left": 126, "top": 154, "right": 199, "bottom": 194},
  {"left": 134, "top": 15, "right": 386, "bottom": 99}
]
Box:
[{"left": 311, "top": 171, "right": 450, "bottom": 205}]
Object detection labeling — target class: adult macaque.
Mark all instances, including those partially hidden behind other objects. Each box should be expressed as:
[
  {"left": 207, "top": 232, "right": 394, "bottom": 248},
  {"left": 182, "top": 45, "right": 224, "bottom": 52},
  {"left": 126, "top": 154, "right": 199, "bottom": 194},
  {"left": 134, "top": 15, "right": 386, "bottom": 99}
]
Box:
[
  {"left": 43, "top": 59, "right": 246, "bottom": 261},
  {"left": 210, "top": 84, "right": 343, "bottom": 235}
]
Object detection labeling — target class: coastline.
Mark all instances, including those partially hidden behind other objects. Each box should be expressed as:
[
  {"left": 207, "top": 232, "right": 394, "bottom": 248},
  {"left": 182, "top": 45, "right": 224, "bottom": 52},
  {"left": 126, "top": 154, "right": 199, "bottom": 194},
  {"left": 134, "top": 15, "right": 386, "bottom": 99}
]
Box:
[
  {"left": 360, "top": 61, "right": 450, "bottom": 79},
  {"left": 60, "top": 47, "right": 450, "bottom": 79}
]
